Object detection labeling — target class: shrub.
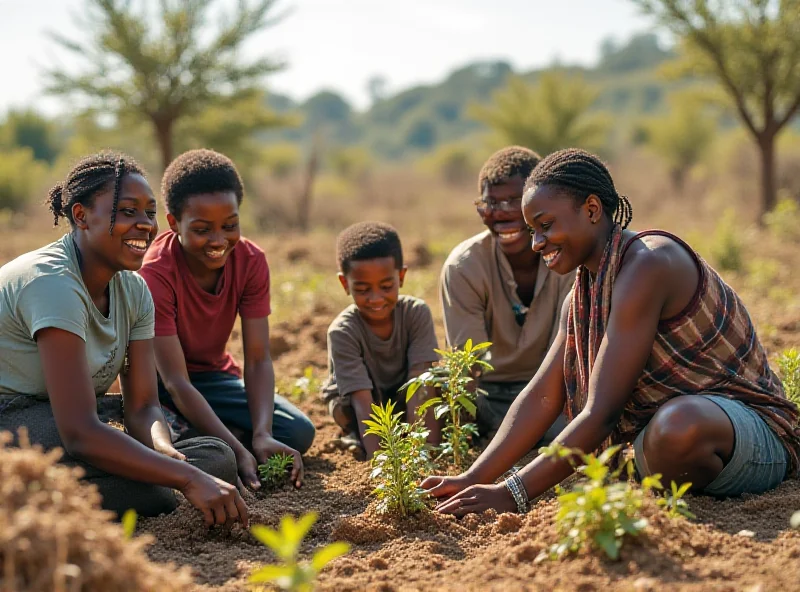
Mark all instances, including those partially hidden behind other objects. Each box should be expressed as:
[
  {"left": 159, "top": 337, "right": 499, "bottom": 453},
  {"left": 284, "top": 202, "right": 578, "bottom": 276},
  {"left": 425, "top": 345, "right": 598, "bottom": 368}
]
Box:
[
  {"left": 402, "top": 339, "right": 493, "bottom": 467},
  {"left": 0, "top": 147, "right": 50, "bottom": 212},
  {"left": 709, "top": 209, "right": 744, "bottom": 272},
  {"left": 250, "top": 512, "right": 350, "bottom": 592},
  {"left": 764, "top": 193, "right": 800, "bottom": 242},
  {"left": 363, "top": 399, "right": 431, "bottom": 517}
]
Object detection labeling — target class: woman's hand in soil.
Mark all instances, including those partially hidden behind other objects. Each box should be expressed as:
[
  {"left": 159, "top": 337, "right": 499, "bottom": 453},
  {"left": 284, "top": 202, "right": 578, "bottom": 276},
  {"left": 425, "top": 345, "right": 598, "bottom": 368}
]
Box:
[
  {"left": 421, "top": 474, "right": 477, "bottom": 500},
  {"left": 235, "top": 447, "right": 261, "bottom": 491},
  {"left": 181, "top": 471, "right": 250, "bottom": 529},
  {"left": 433, "top": 483, "right": 516, "bottom": 516},
  {"left": 252, "top": 433, "right": 304, "bottom": 488}
]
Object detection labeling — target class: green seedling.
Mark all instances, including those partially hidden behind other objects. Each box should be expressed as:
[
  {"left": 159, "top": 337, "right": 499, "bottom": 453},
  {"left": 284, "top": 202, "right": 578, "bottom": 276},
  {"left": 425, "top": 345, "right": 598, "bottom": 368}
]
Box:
[
  {"left": 401, "top": 338, "right": 493, "bottom": 467},
  {"left": 250, "top": 512, "right": 350, "bottom": 592},
  {"left": 657, "top": 480, "right": 695, "bottom": 519},
  {"left": 536, "top": 443, "right": 686, "bottom": 562},
  {"left": 258, "top": 452, "right": 294, "bottom": 487},
  {"left": 121, "top": 509, "right": 137, "bottom": 539},
  {"left": 363, "top": 398, "right": 431, "bottom": 517},
  {"left": 777, "top": 348, "right": 800, "bottom": 409}
]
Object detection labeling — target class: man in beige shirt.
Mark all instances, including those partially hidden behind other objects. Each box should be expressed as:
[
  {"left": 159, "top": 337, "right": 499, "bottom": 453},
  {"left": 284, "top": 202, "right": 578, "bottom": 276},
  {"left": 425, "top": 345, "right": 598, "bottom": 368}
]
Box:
[{"left": 440, "top": 146, "right": 575, "bottom": 441}]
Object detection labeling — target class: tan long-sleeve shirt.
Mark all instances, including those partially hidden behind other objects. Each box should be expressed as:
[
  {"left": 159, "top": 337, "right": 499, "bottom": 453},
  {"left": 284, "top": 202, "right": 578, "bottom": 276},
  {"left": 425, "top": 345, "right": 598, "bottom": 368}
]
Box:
[{"left": 439, "top": 230, "right": 575, "bottom": 383}]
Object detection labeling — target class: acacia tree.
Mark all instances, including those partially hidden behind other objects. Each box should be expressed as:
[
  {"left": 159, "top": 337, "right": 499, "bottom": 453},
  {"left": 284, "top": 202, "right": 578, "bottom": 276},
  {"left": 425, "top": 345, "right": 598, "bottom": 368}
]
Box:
[
  {"left": 469, "top": 72, "right": 610, "bottom": 157},
  {"left": 45, "top": 0, "right": 285, "bottom": 170},
  {"left": 635, "top": 0, "right": 800, "bottom": 218}
]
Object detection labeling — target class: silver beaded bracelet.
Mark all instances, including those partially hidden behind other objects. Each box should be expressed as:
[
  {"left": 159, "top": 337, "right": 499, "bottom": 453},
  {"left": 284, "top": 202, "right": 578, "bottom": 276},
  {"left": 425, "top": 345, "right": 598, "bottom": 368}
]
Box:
[{"left": 502, "top": 471, "right": 530, "bottom": 514}]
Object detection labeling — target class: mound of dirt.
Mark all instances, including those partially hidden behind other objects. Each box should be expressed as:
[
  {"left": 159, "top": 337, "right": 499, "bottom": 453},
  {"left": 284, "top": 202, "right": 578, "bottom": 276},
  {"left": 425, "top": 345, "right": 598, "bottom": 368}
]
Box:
[{"left": 0, "top": 429, "right": 193, "bottom": 592}]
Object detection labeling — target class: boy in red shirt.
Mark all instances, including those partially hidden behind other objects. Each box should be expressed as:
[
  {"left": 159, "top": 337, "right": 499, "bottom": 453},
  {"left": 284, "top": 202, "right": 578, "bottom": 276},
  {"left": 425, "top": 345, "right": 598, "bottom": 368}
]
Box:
[{"left": 139, "top": 149, "right": 314, "bottom": 491}]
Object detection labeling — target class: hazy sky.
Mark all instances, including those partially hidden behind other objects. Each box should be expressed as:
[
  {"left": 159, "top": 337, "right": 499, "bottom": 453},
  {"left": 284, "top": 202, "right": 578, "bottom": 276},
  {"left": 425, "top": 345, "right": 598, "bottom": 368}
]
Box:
[{"left": 0, "top": 0, "right": 656, "bottom": 113}]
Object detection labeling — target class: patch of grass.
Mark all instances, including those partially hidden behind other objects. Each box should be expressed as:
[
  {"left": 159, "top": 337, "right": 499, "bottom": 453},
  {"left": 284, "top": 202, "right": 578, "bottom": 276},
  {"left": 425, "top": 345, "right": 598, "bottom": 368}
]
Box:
[
  {"left": 250, "top": 512, "right": 350, "bottom": 591},
  {"left": 277, "top": 366, "right": 323, "bottom": 402}
]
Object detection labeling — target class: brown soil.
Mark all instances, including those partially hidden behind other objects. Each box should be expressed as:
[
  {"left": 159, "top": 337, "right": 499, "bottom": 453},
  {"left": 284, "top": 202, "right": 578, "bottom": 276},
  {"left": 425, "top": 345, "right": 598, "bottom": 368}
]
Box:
[{"left": 139, "top": 384, "right": 800, "bottom": 592}]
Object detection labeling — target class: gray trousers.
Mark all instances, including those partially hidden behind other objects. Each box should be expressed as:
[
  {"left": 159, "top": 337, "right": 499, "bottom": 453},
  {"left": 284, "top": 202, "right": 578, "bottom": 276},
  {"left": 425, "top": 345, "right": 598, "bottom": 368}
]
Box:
[{"left": 0, "top": 395, "right": 238, "bottom": 518}]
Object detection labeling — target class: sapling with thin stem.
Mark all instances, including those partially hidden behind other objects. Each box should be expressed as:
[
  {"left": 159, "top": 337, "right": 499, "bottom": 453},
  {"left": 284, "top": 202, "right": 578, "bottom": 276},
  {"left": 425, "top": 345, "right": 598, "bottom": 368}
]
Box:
[
  {"left": 250, "top": 512, "right": 350, "bottom": 592},
  {"left": 401, "top": 338, "right": 493, "bottom": 468},
  {"left": 363, "top": 398, "right": 431, "bottom": 516}
]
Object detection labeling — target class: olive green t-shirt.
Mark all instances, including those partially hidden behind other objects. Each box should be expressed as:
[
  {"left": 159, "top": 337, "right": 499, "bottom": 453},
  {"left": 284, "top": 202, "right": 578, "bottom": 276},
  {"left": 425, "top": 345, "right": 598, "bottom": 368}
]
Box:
[{"left": 0, "top": 234, "right": 155, "bottom": 398}]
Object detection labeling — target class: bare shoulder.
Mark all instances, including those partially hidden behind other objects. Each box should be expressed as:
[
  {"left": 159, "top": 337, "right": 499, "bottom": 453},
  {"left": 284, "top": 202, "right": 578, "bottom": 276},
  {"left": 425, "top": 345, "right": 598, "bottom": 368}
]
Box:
[{"left": 619, "top": 232, "right": 696, "bottom": 280}]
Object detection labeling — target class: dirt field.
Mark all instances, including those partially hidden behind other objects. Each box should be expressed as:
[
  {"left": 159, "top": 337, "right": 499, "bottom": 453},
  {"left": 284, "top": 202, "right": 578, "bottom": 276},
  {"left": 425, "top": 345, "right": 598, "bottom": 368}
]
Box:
[
  {"left": 138, "top": 226, "right": 800, "bottom": 592},
  {"left": 2, "top": 165, "right": 800, "bottom": 591}
]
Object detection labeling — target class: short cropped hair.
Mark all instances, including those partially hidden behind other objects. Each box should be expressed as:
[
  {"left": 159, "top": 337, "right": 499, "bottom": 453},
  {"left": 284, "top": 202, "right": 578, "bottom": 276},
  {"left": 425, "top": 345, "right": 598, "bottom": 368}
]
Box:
[
  {"left": 336, "top": 221, "right": 403, "bottom": 274},
  {"left": 161, "top": 149, "right": 244, "bottom": 219},
  {"left": 477, "top": 146, "right": 541, "bottom": 194}
]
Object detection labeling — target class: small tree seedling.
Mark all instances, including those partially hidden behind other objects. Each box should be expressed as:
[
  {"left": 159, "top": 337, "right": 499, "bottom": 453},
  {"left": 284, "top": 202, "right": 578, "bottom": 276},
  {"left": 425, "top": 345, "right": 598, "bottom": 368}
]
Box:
[
  {"left": 535, "top": 443, "right": 690, "bottom": 562},
  {"left": 777, "top": 348, "right": 800, "bottom": 409},
  {"left": 258, "top": 453, "right": 294, "bottom": 487},
  {"left": 363, "top": 398, "right": 431, "bottom": 517},
  {"left": 250, "top": 512, "right": 350, "bottom": 592},
  {"left": 657, "top": 480, "right": 695, "bottom": 520},
  {"left": 401, "top": 338, "right": 493, "bottom": 468}
]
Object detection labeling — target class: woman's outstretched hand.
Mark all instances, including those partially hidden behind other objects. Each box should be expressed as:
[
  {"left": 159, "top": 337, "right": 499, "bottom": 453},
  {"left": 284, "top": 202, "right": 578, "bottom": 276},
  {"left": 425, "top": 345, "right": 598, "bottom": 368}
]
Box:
[
  {"left": 430, "top": 482, "right": 517, "bottom": 516},
  {"left": 420, "top": 474, "right": 475, "bottom": 501}
]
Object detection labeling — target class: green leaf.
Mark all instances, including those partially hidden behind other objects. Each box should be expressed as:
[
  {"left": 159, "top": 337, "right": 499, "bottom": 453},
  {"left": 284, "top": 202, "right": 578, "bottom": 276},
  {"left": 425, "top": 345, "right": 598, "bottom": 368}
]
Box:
[
  {"left": 455, "top": 394, "right": 477, "bottom": 417},
  {"left": 251, "top": 525, "right": 283, "bottom": 551},
  {"left": 673, "top": 481, "right": 692, "bottom": 498},
  {"left": 594, "top": 530, "right": 620, "bottom": 560},
  {"left": 464, "top": 338, "right": 473, "bottom": 352},
  {"left": 470, "top": 341, "right": 492, "bottom": 352},
  {"left": 121, "top": 509, "right": 137, "bottom": 540},
  {"left": 311, "top": 542, "right": 351, "bottom": 571},
  {"left": 404, "top": 381, "right": 422, "bottom": 402},
  {"left": 434, "top": 404, "right": 451, "bottom": 420},
  {"left": 416, "top": 396, "right": 442, "bottom": 416},
  {"left": 249, "top": 564, "right": 295, "bottom": 583}
]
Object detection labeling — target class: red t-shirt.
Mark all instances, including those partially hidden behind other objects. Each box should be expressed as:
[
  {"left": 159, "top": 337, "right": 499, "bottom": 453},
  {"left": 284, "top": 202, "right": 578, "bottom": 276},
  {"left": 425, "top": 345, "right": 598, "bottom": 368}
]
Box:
[{"left": 139, "top": 231, "right": 271, "bottom": 377}]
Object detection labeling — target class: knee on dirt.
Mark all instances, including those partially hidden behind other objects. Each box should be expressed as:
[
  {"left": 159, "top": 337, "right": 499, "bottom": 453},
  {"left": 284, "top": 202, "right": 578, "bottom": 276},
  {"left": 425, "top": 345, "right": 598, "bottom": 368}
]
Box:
[{"left": 643, "top": 397, "right": 717, "bottom": 466}]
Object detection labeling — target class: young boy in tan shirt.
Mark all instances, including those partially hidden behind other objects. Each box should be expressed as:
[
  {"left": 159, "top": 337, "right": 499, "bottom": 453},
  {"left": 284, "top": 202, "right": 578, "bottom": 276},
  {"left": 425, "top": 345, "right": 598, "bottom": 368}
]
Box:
[{"left": 322, "top": 222, "right": 441, "bottom": 458}]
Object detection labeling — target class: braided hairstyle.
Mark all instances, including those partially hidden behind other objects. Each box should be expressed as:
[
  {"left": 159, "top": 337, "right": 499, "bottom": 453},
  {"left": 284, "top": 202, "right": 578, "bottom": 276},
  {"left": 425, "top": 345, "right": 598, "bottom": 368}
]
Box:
[
  {"left": 47, "top": 152, "right": 145, "bottom": 234},
  {"left": 524, "top": 148, "right": 633, "bottom": 229}
]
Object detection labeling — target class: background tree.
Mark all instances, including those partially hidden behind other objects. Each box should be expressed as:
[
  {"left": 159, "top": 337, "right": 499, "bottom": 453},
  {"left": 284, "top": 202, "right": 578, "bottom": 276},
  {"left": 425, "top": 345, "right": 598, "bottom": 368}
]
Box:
[
  {"left": 637, "top": 90, "right": 716, "bottom": 190},
  {"left": 635, "top": 0, "right": 800, "bottom": 218},
  {"left": 0, "top": 110, "right": 60, "bottom": 164},
  {"left": 469, "top": 72, "right": 610, "bottom": 157},
  {"left": 45, "top": 0, "right": 286, "bottom": 170}
]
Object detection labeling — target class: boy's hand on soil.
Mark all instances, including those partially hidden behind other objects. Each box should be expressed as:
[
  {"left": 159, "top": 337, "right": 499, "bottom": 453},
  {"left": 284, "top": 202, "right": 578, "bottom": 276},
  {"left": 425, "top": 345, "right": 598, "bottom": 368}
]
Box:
[
  {"left": 252, "top": 434, "right": 305, "bottom": 488},
  {"left": 235, "top": 448, "right": 261, "bottom": 491},
  {"left": 433, "top": 483, "right": 516, "bottom": 517},
  {"left": 181, "top": 472, "right": 250, "bottom": 529}
]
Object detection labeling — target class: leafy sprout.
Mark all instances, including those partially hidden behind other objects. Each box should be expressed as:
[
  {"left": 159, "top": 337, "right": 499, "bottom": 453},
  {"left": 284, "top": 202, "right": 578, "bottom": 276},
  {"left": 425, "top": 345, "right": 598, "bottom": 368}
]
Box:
[
  {"left": 401, "top": 338, "right": 493, "bottom": 467},
  {"left": 258, "top": 452, "right": 294, "bottom": 487},
  {"left": 250, "top": 512, "right": 350, "bottom": 592},
  {"left": 363, "top": 398, "right": 431, "bottom": 517}
]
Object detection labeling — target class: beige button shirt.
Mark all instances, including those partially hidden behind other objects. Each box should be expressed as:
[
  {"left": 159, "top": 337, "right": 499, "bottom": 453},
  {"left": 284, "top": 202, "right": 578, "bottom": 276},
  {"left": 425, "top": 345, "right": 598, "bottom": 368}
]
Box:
[{"left": 439, "top": 230, "right": 575, "bottom": 383}]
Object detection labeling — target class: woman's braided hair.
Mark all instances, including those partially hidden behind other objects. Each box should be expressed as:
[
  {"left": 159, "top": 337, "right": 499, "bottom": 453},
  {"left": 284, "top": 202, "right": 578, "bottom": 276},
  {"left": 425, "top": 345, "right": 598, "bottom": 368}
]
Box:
[
  {"left": 524, "top": 148, "right": 633, "bottom": 229},
  {"left": 47, "top": 152, "right": 145, "bottom": 234}
]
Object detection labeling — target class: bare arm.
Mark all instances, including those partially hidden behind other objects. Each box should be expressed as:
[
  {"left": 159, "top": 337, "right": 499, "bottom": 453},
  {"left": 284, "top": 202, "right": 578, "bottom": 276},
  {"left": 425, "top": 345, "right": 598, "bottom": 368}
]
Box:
[
  {"left": 407, "top": 361, "right": 442, "bottom": 445},
  {"left": 39, "top": 328, "right": 197, "bottom": 489},
  {"left": 242, "top": 316, "right": 304, "bottom": 486},
  {"left": 351, "top": 388, "right": 380, "bottom": 458},
  {"left": 154, "top": 334, "right": 260, "bottom": 489}
]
